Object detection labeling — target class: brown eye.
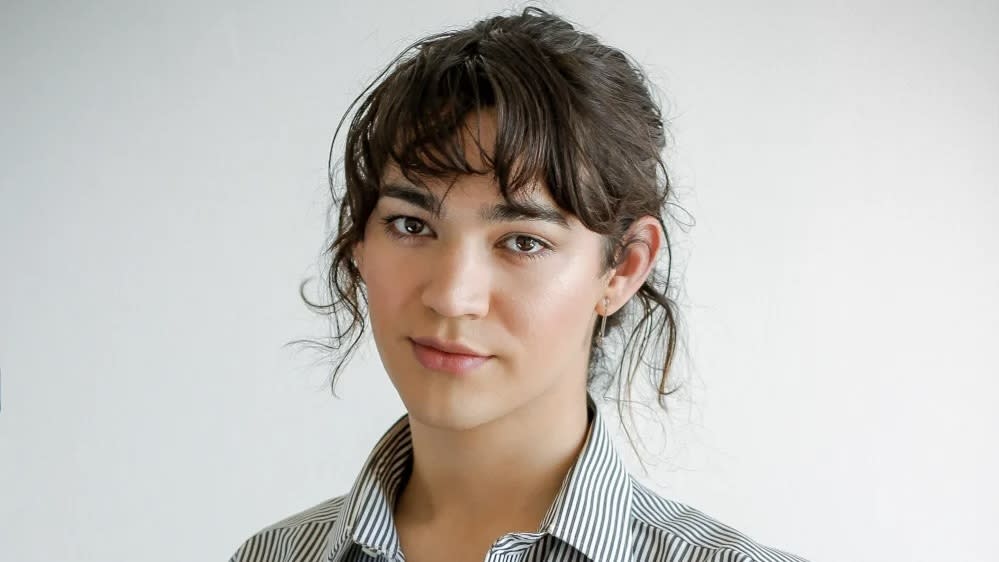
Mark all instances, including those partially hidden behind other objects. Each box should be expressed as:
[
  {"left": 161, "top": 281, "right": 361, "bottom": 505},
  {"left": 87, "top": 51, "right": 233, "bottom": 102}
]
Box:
[
  {"left": 383, "top": 215, "right": 431, "bottom": 237},
  {"left": 402, "top": 217, "right": 424, "bottom": 234},
  {"left": 514, "top": 236, "right": 538, "bottom": 252},
  {"left": 502, "top": 234, "right": 549, "bottom": 256}
]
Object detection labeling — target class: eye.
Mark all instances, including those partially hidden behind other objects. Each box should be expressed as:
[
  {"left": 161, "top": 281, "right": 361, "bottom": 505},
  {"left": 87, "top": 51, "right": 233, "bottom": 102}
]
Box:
[
  {"left": 381, "top": 215, "right": 432, "bottom": 238},
  {"left": 501, "top": 234, "right": 551, "bottom": 257}
]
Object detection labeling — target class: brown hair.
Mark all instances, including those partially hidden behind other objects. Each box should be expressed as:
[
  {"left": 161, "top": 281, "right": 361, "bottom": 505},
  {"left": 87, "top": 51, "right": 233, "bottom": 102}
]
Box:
[{"left": 293, "top": 7, "right": 689, "bottom": 452}]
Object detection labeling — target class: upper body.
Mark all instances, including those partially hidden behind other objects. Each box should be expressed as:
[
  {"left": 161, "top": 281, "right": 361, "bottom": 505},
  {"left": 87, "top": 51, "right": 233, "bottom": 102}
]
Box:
[
  {"left": 230, "top": 7, "right": 809, "bottom": 562},
  {"left": 228, "top": 395, "right": 808, "bottom": 562}
]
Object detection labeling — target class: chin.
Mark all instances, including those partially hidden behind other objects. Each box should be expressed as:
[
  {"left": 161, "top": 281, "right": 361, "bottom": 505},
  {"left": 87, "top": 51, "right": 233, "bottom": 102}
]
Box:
[
  {"left": 409, "top": 409, "right": 486, "bottom": 431},
  {"left": 396, "top": 386, "right": 506, "bottom": 431}
]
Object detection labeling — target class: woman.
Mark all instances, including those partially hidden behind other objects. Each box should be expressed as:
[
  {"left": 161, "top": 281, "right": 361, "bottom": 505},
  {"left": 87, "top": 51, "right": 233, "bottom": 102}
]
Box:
[{"left": 230, "top": 7, "right": 808, "bottom": 562}]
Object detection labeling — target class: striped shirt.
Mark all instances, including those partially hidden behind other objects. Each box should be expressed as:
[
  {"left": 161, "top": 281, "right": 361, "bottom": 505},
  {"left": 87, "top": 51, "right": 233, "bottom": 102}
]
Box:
[{"left": 229, "top": 394, "right": 809, "bottom": 562}]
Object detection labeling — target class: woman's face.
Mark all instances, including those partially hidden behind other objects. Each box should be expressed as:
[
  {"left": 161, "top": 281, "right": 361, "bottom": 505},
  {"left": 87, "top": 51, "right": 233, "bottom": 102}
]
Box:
[{"left": 353, "top": 112, "right": 610, "bottom": 430}]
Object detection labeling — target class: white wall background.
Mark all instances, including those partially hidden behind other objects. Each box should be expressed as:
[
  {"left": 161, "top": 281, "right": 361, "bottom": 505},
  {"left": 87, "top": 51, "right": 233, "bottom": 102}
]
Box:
[{"left": 2, "top": 1, "right": 996, "bottom": 561}]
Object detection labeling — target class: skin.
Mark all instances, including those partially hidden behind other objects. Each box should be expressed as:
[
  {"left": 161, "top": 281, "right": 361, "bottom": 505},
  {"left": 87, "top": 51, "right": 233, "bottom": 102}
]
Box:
[{"left": 352, "top": 110, "right": 663, "bottom": 561}]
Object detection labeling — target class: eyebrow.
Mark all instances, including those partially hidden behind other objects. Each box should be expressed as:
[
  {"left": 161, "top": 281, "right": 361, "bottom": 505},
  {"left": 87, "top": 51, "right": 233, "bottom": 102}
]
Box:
[{"left": 380, "top": 183, "right": 570, "bottom": 229}]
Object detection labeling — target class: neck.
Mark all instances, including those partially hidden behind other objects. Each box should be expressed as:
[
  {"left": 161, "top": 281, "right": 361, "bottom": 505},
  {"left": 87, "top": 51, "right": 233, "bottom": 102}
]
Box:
[{"left": 393, "top": 384, "right": 590, "bottom": 535}]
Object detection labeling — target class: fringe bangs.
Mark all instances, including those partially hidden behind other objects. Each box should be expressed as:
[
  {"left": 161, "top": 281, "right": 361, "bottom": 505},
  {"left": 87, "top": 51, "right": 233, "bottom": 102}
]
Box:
[{"left": 355, "top": 30, "right": 582, "bottom": 207}]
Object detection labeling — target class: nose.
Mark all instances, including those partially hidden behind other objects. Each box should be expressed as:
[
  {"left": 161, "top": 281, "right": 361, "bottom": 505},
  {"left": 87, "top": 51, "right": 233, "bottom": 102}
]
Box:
[{"left": 421, "top": 242, "right": 491, "bottom": 319}]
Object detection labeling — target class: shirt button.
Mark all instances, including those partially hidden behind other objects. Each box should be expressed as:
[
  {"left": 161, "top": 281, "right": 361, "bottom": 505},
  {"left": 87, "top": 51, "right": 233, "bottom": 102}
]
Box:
[{"left": 360, "top": 546, "right": 379, "bottom": 558}]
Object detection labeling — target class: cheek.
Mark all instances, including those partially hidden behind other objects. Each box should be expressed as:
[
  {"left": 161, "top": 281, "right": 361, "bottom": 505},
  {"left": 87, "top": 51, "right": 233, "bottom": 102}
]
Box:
[
  {"left": 502, "top": 259, "right": 600, "bottom": 355},
  {"left": 359, "top": 238, "right": 416, "bottom": 332}
]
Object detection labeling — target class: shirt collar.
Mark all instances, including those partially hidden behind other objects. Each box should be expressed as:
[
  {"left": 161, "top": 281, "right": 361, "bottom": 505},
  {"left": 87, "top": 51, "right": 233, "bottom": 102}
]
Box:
[{"left": 326, "top": 393, "right": 634, "bottom": 562}]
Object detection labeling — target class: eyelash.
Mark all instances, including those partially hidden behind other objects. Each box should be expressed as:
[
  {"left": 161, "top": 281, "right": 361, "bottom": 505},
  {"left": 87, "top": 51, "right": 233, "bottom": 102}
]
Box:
[{"left": 379, "top": 214, "right": 553, "bottom": 262}]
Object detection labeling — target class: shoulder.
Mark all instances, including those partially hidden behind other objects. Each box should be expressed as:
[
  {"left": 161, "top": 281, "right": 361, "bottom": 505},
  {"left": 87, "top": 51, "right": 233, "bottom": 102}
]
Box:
[
  {"left": 629, "top": 478, "right": 810, "bottom": 562},
  {"left": 227, "top": 494, "right": 348, "bottom": 562}
]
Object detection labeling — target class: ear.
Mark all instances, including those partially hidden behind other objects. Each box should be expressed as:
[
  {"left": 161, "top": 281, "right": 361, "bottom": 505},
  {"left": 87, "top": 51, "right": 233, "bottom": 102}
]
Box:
[{"left": 601, "top": 216, "right": 663, "bottom": 313}]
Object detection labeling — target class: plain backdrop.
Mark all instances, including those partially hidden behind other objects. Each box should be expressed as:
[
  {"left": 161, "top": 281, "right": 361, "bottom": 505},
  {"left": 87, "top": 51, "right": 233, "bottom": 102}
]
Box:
[{"left": 1, "top": 1, "right": 997, "bottom": 561}]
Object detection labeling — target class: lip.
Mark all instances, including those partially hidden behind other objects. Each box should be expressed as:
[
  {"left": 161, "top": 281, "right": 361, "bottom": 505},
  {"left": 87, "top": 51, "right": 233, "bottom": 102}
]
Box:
[
  {"left": 409, "top": 337, "right": 493, "bottom": 375},
  {"left": 409, "top": 336, "right": 490, "bottom": 357}
]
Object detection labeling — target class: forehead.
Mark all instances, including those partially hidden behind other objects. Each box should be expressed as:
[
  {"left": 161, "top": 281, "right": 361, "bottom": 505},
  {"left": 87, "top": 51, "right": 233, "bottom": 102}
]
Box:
[
  {"left": 378, "top": 158, "right": 576, "bottom": 233},
  {"left": 378, "top": 107, "right": 559, "bottom": 207},
  {"left": 381, "top": 164, "right": 556, "bottom": 206}
]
